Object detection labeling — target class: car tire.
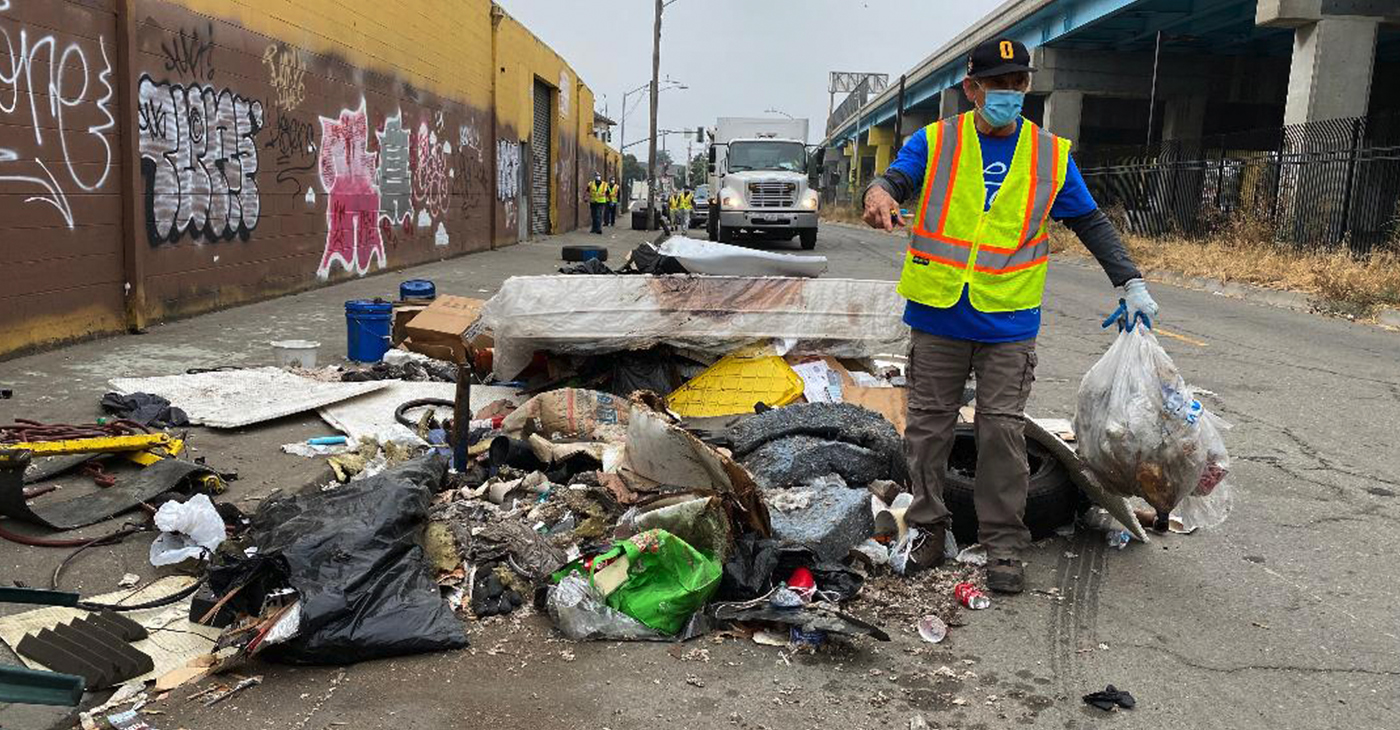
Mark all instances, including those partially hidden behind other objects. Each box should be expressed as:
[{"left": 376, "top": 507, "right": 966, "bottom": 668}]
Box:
[
  {"left": 942, "top": 424, "right": 1079, "bottom": 546},
  {"left": 561, "top": 244, "right": 608, "bottom": 262},
  {"left": 799, "top": 229, "right": 817, "bottom": 250}
]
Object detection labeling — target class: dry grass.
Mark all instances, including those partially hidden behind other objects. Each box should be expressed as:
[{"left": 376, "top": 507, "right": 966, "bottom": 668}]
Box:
[{"left": 1050, "top": 217, "right": 1400, "bottom": 318}]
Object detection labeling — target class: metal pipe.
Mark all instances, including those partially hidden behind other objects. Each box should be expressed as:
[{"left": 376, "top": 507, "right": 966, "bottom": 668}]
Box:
[
  {"left": 453, "top": 365, "right": 471, "bottom": 471},
  {"left": 1146, "top": 30, "right": 1162, "bottom": 148}
]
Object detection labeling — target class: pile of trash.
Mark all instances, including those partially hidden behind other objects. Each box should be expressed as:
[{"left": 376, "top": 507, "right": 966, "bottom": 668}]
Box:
[{"left": 0, "top": 244, "right": 1235, "bottom": 721}]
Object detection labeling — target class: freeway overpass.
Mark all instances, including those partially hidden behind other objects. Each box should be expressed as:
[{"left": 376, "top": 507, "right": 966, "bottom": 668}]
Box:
[{"left": 824, "top": 0, "right": 1400, "bottom": 184}]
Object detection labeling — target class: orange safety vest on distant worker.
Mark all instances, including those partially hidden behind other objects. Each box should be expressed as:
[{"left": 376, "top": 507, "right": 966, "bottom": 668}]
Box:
[{"left": 897, "top": 111, "right": 1072, "bottom": 313}]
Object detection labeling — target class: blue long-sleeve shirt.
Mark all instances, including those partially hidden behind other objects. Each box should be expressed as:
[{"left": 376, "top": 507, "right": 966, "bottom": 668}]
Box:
[{"left": 887, "top": 120, "right": 1100, "bottom": 343}]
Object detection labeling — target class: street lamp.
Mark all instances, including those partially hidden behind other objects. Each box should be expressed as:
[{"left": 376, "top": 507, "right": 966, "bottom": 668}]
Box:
[
  {"left": 619, "top": 77, "right": 684, "bottom": 153},
  {"left": 619, "top": 77, "right": 684, "bottom": 211},
  {"left": 765, "top": 108, "right": 794, "bottom": 119}
]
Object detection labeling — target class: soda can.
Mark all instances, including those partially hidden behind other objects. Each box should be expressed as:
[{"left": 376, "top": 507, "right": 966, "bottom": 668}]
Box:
[{"left": 954, "top": 582, "right": 990, "bottom": 610}]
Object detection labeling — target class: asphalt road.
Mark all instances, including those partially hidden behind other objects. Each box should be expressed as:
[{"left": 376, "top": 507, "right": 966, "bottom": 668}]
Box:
[{"left": 2, "top": 221, "right": 1397, "bottom": 729}]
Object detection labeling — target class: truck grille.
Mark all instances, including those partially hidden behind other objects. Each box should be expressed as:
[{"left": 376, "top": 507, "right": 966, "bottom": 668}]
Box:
[{"left": 748, "top": 182, "right": 796, "bottom": 208}]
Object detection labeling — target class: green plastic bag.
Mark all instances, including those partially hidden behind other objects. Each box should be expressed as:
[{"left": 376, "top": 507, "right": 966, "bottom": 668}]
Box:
[{"left": 597, "top": 529, "right": 721, "bottom": 636}]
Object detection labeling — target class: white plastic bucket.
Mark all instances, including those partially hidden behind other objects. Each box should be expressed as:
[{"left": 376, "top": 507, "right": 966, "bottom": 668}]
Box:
[{"left": 271, "top": 340, "right": 321, "bottom": 369}]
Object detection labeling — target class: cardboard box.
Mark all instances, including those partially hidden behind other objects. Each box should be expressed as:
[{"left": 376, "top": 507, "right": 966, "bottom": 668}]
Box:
[
  {"left": 844, "top": 386, "right": 908, "bottom": 434},
  {"left": 391, "top": 304, "right": 429, "bottom": 346},
  {"left": 403, "top": 296, "right": 493, "bottom": 364}
]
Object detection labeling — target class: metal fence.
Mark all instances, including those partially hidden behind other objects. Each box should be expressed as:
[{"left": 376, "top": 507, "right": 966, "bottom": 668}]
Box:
[{"left": 1078, "top": 111, "right": 1400, "bottom": 256}]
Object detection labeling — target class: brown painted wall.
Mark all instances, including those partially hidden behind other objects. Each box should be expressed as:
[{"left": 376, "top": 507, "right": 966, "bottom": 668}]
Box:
[
  {"left": 132, "top": 1, "right": 496, "bottom": 321},
  {"left": 0, "top": 0, "right": 616, "bottom": 359},
  {"left": 0, "top": 0, "right": 128, "bottom": 357}
]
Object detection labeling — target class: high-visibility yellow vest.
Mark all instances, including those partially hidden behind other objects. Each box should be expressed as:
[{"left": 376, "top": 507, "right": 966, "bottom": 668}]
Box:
[
  {"left": 897, "top": 111, "right": 1071, "bottom": 313},
  {"left": 681, "top": 192, "right": 694, "bottom": 210},
  {"left": 588, "top": 180, "right": 608, "bottom": 204},
  {"left": 669, "top": 194, "right": 679, "bottom": 209},
  {"left": 607, "top": 183, "right": 619, "bottom": 203}
]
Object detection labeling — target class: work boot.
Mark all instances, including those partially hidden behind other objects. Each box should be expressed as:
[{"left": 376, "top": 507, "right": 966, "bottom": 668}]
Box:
[
  {"left": 905, "top": 522, "right": 948, "bottom": 574},
  {"left": 986, "top": 558, "right": 1025, "bottom": 594}
]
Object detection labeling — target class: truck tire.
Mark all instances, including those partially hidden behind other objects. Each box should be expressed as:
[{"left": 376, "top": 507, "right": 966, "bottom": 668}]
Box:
[
  {"left": 719, "top": 225, "right": 734, "bottom": 244},
  {"left": 707, "top": 204, "right": 720, "bottom": 241},
  {"left": 942, "top": 424, "right": 1079, "bottom": 546},
  {"left": 799, "top": 229, "right": 817, "bottom": 250}
]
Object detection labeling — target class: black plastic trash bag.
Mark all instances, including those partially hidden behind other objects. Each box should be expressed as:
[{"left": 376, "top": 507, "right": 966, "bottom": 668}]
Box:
[
  {"left": 247, "top": 454, "right": 468, "bottom": 664},
  {"left": 100, "top": 391, "right": 188, "bottom": 428},
  {"left": 719, "top": 533, "right": 864, "bottom": 603}
]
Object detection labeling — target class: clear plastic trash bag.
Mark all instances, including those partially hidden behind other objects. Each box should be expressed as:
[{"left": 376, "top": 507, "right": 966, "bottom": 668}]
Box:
[{"left": 1074, "top": 327, "right": 1233, "bottom": 529}]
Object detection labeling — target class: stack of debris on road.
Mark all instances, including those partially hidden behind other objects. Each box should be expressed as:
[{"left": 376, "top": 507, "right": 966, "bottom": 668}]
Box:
[{"left": 0, "top": 243, "right": 1232, "bottom": 721}]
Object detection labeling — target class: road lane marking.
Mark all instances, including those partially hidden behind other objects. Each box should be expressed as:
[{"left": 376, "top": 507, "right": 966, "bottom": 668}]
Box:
[{"left": 1154, "top": 327, "right": 1208, "bottom": 347}]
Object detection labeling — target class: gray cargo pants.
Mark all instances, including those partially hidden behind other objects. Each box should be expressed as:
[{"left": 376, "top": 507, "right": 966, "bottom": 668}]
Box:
[{"left": 904, "top": 330, "right": 1037, "bottom": 559}]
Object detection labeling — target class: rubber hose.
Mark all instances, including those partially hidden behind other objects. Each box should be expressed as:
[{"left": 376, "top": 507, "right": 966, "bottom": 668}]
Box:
[
  {"left": 0, "top": 523, "right": 134, "bottom": 548},
  {"left": 395, "top": 398, "right": 455, "bottom": 429},
  {"left": 76, "top": 575, "right": 206, "bottom": 613}
]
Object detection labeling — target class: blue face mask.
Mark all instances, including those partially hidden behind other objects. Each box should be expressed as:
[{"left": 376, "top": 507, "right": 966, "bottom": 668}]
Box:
[{"left": 978, "top": 89, "right": 1025, "bottom": 128}]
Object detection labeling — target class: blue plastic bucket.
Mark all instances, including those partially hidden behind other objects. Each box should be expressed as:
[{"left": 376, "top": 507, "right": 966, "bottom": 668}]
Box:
[
  {"left": 345, "top": 299, "right": 393, "bottom": 362},
  {"left": 400, "top": 279, "right": 436, "bottom": 301}
]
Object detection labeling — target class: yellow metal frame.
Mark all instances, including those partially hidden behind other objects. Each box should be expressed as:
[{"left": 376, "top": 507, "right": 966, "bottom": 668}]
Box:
[{"left": 6, "top": 434, "right": 174, "bottom": 457}]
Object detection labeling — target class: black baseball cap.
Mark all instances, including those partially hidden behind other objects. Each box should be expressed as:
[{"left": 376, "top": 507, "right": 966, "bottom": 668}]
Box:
[{"left": 967, "top": 37, "right": 1036, "bottom": 78}]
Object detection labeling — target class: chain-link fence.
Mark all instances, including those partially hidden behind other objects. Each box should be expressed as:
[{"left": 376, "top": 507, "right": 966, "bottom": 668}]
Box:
[{"left": 1078, "top": 111, "right": 1400, "bottom": 255}]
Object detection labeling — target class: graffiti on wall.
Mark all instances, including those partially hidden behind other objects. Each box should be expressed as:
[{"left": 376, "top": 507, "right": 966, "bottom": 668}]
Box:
[
  {"left": 317, "top": 101, "right": 384, "bottom": 278},
  {"left": 137, "top": 76, "right": 264, "bottom": 244},
  {"left": 0, "top": 13, "right": 116, "bottom": 228},
  {"left": 376, "top": 111, "right": 412, "bottom": 223},
  {"left": 496, "top": 139, "right": 520, "bottom": 201},
  {"left": 458, "top": 124, "right": 482, "bottom": 162},
  {"left": 558, "top": 70, "right": 570, "bottom": 119},
  {"left": 261, "top": 44, "right": 306, "bottom": 110},
  {"left": 161, "top": 23, "right": 216, "bottom": 82},
  {"left": 263, "top": 109, "right": 317, "bottom": 195},
  {"left": 411, "top": 116, "right": 449, "bottom": 220}
]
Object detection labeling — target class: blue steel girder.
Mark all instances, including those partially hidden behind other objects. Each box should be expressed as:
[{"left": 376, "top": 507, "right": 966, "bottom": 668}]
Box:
[{"left": 829, "top": 0, "right": 1148, "bottom": 146}]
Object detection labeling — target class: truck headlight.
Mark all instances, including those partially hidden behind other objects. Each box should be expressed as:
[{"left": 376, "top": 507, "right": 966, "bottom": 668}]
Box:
[
  {"left": 721, "top": 191, "right": 743, "bottom": 209},
  {"left": 800, "top": 191, "right": 819, "bottom": 210}
]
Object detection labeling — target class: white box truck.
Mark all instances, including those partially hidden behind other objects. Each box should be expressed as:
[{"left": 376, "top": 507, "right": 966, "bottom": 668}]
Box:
[{"left": 706, "top": 117, "right": 825, "bottom": 249}]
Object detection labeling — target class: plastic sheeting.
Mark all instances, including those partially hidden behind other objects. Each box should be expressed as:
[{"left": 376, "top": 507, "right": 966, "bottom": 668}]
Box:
[
  {"left": 656, "top": 236, "right": 828, "bottom": 278},
  {"left": 481, "top": 275, "right": 911, "bottom": 380}
]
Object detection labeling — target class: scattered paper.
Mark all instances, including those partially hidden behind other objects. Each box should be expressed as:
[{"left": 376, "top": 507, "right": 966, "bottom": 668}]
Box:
[{"left": 792, "top": 360, "right": 843, "bottom": 404}]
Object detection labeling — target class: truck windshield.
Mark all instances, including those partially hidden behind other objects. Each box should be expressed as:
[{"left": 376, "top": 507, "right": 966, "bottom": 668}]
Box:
[{"left": 727, "top": 141, "right": 805, "bottom": 172}]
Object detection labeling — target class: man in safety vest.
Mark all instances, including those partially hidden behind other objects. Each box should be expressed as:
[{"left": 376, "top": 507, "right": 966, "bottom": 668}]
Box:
[
  {"left": 862, "top": 37, "right": 1159, "bottom": 593},
  {"left": 672, "top": 188, "right": 694, "bottom": 230},
  {"left": 587, "top": 173, "right": 608, "bottom": 234},
  {"left": 606, "top": 177, "right": 620, "bottom": 227}
]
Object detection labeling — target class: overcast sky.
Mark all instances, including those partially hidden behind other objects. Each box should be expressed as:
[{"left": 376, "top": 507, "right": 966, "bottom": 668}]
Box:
[{"left": 496, "top": 0, "right": 1003, "bottom": 162}]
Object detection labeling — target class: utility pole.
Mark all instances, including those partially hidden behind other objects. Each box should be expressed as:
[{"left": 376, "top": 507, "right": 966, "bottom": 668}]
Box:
[{"left": 646, "top": 0, "right": 662, "bottom": 231}]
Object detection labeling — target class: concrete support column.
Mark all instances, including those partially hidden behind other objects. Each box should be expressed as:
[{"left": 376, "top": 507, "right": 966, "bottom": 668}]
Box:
[
  {"left": 867, "top": 125, "right": 895, "bottom": 175},
  {"left": 1281, "top": 16, "right": 1379, "bottom": 124},
  {"left": 1043, "top": 90, "right": 1084, "bottom": 145},
  {"left": 939, "top": 87, "right": 963, "bottom": 120},
  {"left": 1162, "top": 95, "right": 1208, "bottom": 141}
]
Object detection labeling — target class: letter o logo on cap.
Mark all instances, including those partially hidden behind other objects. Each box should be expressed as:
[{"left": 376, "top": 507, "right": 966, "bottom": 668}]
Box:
[{"left": 999, "top": 40, "right": 1015, "bottom": 59}]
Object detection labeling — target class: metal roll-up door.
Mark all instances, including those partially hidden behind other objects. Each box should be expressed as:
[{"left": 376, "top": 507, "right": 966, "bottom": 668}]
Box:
[{"left": 530, "top": 80, "right": 552, "bottom": 236}]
